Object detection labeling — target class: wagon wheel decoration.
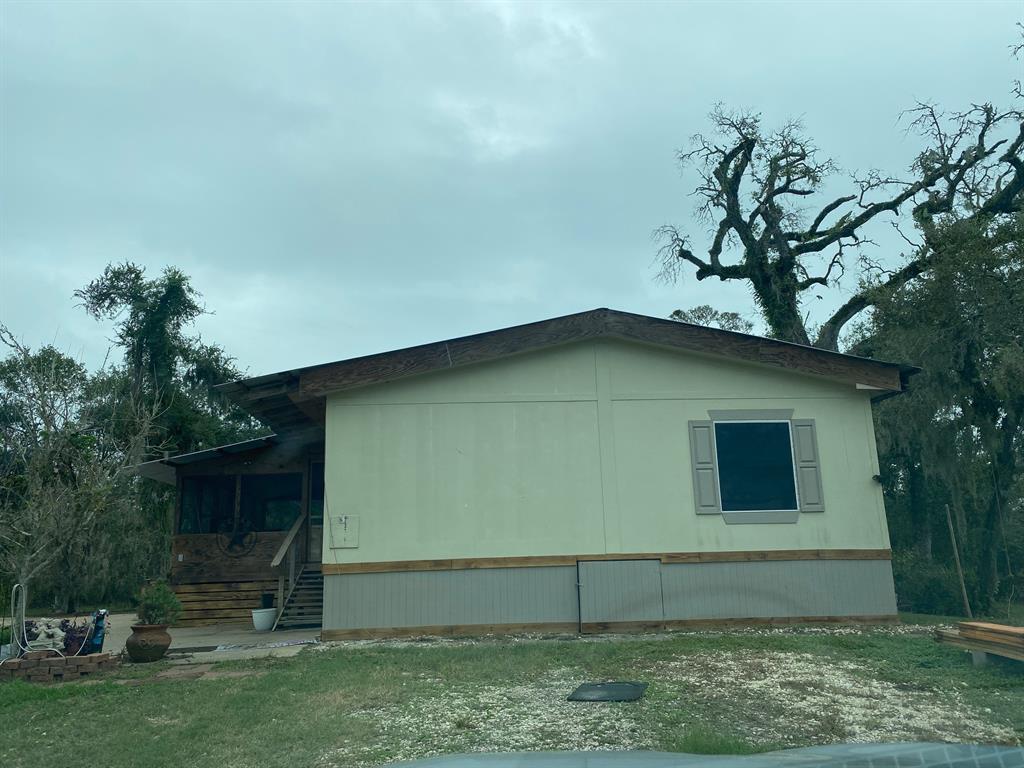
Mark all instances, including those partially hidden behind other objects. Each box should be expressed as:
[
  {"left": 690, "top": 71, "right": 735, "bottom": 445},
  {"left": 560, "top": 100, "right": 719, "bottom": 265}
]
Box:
[{"left": 215, "top": 518, "right": 258, "bottom": 558}]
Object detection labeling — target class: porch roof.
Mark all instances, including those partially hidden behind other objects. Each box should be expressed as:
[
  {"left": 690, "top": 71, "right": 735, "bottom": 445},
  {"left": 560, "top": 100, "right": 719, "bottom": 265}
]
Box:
[{"left": 134, "top": 435, "right": 278, "bottom": 484}]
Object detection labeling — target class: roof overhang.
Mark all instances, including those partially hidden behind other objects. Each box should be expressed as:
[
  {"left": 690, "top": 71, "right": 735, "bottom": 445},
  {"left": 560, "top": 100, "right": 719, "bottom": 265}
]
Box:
[
  {"left": 134, "top": 435, "right": 278, "bottom": 485},
  {"left": 215, "top": 308, "right": 920, "bottom": 433}
]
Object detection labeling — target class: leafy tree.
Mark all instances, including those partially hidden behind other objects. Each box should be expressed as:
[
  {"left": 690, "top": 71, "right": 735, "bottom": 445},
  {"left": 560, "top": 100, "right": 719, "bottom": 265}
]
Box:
[
  {"left": 855, "top": 213, "right": 1024, "bottom": 613},
  {"left": 0, "top": 264, "right": 269, "bottom": 611},
  {"left": 75, "top": 262, "right": 265, "bottom": 456},
  {"left": 67, "top": 263, "right": 268, "bottom": 609},
  {"left": 0, "top": 328, "right": 158, "bottom": 612},
  {"left": 669, "top": 305, "right": 754, "bottom": 334}
]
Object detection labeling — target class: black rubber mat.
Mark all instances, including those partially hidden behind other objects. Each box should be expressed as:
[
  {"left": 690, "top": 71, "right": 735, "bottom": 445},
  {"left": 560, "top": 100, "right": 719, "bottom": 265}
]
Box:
[{"left": 567, "top": 681, "right": 649, "bottom": 701}]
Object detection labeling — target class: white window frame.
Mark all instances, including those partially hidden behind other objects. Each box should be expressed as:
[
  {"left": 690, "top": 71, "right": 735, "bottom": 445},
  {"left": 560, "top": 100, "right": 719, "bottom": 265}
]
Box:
[{"left": 712, "top": 419, "right": 802, "bottom": 514}]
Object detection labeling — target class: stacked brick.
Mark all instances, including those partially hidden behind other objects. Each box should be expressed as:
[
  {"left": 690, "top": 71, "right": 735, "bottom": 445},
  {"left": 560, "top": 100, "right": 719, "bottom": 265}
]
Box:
[{"left": 0, "top": 651, "right": 118, "bottom": 683}]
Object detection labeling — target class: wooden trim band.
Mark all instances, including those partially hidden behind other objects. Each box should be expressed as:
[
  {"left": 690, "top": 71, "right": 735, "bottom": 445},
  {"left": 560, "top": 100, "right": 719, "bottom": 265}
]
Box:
[
  {"left": 319, "top": 614, "right": 899, "bottom": 641},
  {"left": 588, "top": 615, "right": 899, "bottom": 633},
  {"left": 321, "top": 622, "right": 579, "bottom": 640},
  {"left": 321, "top": 548, "right": 891, "bottom": 575}
]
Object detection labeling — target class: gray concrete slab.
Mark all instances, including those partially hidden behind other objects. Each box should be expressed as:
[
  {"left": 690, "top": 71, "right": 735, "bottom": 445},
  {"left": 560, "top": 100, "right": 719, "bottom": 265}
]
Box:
[{"left": 104, "top": 613, "right": 319, "bottom": 663}]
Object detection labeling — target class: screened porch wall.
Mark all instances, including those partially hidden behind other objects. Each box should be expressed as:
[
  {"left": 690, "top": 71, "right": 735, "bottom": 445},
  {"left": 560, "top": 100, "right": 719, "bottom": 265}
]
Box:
[{"left": 169, "top": 442, "right": 324, "bottom": 586}]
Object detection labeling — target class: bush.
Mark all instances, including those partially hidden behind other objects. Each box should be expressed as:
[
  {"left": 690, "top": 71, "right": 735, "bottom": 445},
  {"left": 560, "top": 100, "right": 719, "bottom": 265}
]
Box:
[
  {"left": 136, "top": 581, "right": 182, "bottom": 626},
  {"left": 891, "top": 550, "right": 965, "bottom": 615}
]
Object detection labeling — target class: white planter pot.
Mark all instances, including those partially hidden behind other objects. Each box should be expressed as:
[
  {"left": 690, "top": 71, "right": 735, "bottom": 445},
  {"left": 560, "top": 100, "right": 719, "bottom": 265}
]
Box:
[{"left": 251, "top": 608, "right": 277, "bottom": 632}]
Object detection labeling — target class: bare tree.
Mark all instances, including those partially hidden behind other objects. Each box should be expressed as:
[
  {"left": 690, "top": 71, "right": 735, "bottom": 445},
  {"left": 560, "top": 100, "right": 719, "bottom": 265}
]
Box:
[
  {"left": 0, "top": 326, "right": 162, "bottom": 609},
  {"left": 657, "top": 98, "right": 1023, "bottom": 350}
]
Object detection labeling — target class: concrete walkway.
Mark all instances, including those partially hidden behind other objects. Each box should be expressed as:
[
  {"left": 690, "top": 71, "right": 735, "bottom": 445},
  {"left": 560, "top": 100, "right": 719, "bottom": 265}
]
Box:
[{"left": 105, "top": 613, "right": 319, "bottom": 663}]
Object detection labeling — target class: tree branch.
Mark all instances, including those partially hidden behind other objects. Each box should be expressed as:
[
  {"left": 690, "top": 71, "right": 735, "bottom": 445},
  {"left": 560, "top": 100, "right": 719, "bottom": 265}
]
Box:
[{"left": 815, "top": 256, "right": 931, "bottom": 350}]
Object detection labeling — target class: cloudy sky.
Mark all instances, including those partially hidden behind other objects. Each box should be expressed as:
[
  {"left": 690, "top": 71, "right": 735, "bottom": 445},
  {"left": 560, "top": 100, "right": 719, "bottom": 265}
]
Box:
[{"left": 1, "top": 1, "right": 1019, "bottom": 377}]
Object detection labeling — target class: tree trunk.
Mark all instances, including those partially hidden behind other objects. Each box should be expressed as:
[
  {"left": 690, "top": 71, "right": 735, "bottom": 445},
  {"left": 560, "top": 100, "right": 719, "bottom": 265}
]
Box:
[
  {"left": 751, "top": 272, "right": 811, "bottom": 345},
  {"left": 975, "top": 496, "right": 1002, "bottom": 613},
  {"left": 980, "top": 414, "right": 1019, "bottom": 608},
  {"left": 907, "top": 460, "right": 932, "bottom": 560}
]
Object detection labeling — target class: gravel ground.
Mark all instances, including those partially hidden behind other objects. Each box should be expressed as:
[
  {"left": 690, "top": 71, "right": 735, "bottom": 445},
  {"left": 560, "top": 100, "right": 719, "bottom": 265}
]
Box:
[
  {"left": 315, "top": 623, "right": 1019, "bottom": 767},
  {"left": 645, "top": 649, "right": 1016, "bottom": 745}
]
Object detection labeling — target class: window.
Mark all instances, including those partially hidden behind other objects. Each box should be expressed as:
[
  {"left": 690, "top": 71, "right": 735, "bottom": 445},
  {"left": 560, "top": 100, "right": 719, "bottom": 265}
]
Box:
[
  {"left": 713, "top": 421, "right": 798, "bottom": 512},
  {"left": 179, "top": 476, "right": 235, "bottom": 534},
  {"left": 688, "top": 412, "right": 824, "bottom": 521},
  {"left": 240, "top": 473, "right": 303, "bottom": 532}
]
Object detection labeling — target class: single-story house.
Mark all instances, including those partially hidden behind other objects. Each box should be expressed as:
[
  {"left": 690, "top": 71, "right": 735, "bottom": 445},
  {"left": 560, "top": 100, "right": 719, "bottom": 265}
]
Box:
[{"left": 137, "top": 308, "right": 916, "bottom": 637}]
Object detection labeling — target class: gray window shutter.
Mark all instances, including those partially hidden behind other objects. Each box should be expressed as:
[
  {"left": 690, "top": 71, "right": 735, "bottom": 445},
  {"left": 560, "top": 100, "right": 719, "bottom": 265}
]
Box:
[
  {"left": 688, "top": 420, "right": 720, "bottom": 514},
  {"left": 791, "top": 419, "right": 825, "bottom": 512}
]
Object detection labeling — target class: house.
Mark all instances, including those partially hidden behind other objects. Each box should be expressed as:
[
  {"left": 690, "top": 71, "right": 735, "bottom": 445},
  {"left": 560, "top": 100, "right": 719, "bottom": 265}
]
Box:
[{"left": 137, "top": 308, "right": 916, "bottom": 637}]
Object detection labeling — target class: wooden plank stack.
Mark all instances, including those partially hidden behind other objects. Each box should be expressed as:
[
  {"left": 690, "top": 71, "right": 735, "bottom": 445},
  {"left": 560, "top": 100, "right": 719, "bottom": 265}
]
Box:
[
  {"left": 173, "top": 580, "right": 277, "bottom": 626},
  {"left": 935, "top": 621, "right": 1024, "bottom": 662}
]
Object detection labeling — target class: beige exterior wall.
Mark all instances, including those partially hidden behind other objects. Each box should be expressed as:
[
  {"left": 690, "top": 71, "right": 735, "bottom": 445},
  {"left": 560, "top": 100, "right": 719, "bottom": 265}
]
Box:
[{"left": 322, "top": 339, "right": 891, "bottom": 565}]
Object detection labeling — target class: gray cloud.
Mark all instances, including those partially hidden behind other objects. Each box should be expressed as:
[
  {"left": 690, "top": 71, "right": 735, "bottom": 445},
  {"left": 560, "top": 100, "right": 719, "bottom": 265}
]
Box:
[{"left": 1, "top": 0, "right": 1018, "bottom": 374}]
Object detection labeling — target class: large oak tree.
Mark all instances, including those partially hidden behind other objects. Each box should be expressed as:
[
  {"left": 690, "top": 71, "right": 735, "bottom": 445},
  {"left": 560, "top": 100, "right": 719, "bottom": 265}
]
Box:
[{"left": 658, "top": 98, "right": 1023, "bottom": 350}]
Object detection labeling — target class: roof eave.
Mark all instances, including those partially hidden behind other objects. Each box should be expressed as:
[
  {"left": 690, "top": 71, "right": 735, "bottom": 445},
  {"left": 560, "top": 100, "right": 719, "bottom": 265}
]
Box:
[
  {"left": 216, "top": 308, "right": 916, "bottom": 418},
  {"left": 130, "top": 434, "right": 278, "bottom": 484}
]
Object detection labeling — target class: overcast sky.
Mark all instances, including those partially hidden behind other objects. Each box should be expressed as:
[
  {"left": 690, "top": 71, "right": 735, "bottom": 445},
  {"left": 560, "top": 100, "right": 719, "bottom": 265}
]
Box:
[{"left": 1, "top": 1, "right": 1019, "bottom": 377}]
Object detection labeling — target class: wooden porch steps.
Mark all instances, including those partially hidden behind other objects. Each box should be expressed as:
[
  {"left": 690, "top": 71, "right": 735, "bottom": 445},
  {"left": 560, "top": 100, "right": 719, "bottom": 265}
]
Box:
[
  {"left": 173, "top": 580, "right": 277, "bottom": 627},
  {"left": 276, "top": 568, "right": 324, "bottom": 629}
]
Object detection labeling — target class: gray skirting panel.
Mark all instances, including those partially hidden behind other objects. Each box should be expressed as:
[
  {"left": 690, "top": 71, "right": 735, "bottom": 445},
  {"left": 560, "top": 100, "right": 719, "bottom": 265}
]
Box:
[{"left": 322, "top": 558, "right": 897, "bottom": 633}]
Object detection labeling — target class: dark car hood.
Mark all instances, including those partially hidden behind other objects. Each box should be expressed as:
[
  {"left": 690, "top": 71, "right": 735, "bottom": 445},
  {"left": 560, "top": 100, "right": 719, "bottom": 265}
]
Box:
[{"left": 387, "top": 743, "right": 1023, "bottom": 768}]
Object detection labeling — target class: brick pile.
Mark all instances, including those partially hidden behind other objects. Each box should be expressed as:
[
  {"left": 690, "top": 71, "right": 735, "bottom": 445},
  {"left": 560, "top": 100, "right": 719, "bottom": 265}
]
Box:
[{"left": 0, "top": 650, "right": 118, "bottom": 683}]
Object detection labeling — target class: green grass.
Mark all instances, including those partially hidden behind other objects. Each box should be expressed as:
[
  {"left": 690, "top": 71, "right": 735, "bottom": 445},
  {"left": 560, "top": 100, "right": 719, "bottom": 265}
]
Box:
[
  {"left": 0, "top": 624, "right": 1021, "bottom": 768},
  {"left": 667, "top": 726, "right": 770, "bottom": 755}
]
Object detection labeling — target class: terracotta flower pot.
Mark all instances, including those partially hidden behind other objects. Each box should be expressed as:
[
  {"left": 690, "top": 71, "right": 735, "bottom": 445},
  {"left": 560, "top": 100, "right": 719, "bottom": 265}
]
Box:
[{"left": 126, "top": 624, "right": 172, "bottom": 663}]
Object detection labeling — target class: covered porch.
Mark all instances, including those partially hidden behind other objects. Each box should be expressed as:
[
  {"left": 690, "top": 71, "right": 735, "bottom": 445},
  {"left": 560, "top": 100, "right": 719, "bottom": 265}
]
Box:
[{"left": 138, "top": 432, "right": 326, "bottom": 631}]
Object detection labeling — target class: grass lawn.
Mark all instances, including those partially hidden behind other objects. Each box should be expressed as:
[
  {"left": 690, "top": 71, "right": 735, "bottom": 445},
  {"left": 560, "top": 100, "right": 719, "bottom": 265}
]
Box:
[{"left": 1, "top": 621, "right": 1021, "bottom": 767}]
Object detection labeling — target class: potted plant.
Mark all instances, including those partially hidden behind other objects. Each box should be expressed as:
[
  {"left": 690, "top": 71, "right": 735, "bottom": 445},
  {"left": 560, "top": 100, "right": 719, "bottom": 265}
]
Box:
[{"left": 125, "top": 581, "right": 182, "bottom": 663}]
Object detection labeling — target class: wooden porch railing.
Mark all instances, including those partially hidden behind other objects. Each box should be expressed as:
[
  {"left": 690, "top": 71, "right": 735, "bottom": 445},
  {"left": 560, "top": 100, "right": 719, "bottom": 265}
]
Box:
[{"left": 270, "top": 509, "right": 308, "bottom": 630}]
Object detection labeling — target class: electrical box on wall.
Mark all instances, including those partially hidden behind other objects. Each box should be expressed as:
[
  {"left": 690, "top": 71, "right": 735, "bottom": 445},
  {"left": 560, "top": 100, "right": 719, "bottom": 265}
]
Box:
[{"left": 330, "top": 514, "right": 359, "bottom": 548}]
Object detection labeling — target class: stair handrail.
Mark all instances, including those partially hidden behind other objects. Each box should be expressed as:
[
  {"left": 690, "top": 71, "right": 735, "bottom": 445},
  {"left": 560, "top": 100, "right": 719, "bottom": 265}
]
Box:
[
  {"left": 271, "top": 510, "right": 308, "bottom": 626},
  {"left": 271, "top": 509, "right": 308, "bottom": 568}
]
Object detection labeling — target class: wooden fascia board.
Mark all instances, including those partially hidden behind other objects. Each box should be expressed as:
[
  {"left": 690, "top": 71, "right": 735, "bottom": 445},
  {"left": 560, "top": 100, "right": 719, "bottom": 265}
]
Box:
[
  {"left": 321, "top": 548, "right": 893, "bottom": 575},
  {"left": 297, "top": 311, "right": 607, "bottom": 399},
  {"left": 602, "top": 316, "right": 903, "bottom": 391},
  {"left": 231, "top": 379, "right": 299, "bottom": 402},
  {"left": 295, "top": 310, "right": 903, "bottom": 400}
]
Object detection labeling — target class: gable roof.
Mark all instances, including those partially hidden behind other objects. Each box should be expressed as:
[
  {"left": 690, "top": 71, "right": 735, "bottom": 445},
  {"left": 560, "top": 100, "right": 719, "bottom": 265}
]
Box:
[{"left": 216, "top": 308, "right": 918, "bottom": 434}]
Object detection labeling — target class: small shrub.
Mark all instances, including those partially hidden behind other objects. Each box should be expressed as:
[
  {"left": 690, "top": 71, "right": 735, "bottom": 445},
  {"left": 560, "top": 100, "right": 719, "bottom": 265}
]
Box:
[
  {"left": 136, "top": 581, "right": 182, "bottom": 626},
  {"left": 892, "top": 550, "right": 964, "bottom": 615}
]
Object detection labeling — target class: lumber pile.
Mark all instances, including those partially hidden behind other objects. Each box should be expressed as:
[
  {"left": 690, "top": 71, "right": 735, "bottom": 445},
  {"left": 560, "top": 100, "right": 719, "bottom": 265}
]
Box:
[
  {"left": 172, "top": 580, "right": 277, "bottom": 626},
  {"left": 935, "top": 621, "right": 1024, "bottom": 662}
]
